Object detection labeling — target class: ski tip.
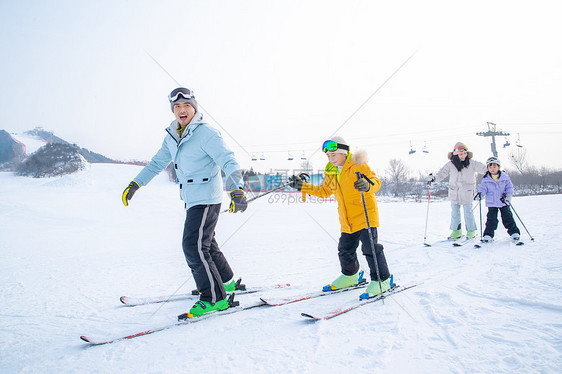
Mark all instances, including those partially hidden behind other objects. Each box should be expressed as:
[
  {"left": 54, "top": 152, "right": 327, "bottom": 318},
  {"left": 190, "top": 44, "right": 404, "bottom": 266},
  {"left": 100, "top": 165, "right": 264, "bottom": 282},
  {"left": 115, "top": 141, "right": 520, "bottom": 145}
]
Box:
[
  {"left": 119, "top": 296, "right": 126, "bottom": 304},
  {"left": 80, "top": 336, "right": 94, "bottom": 343},
  {"left": 301, "top": 313, "right": 320, "bottom": 320}
]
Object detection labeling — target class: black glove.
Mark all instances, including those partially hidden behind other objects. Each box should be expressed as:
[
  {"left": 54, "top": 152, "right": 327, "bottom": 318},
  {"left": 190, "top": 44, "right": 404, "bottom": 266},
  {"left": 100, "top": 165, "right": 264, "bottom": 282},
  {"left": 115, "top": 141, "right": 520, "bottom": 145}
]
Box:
[
  {"left": 474, "top": 192, "right": 481, "bottom": 201},
  {"left": 229, "top": 189, "right": 247, "bottom": 213},
  {"left": 427, "top": 173, "right": 435, "bottom": 184},
  {"left": 354, "top": 178, "right": 370, "bottom": 192},
  {"left": 122, "top": 181, "right": 140, "bottom": 206},
  {"left": 500, "top": 193, "right": 511, "bottom": 204},
  {"left": 288, "top": 173, "right": 309, "bottom": 191}
]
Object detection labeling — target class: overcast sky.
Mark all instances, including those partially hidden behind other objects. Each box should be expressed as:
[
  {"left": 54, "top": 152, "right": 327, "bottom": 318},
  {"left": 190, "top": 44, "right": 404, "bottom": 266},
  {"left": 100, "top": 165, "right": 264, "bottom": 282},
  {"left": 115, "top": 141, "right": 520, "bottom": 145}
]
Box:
[{"left": 1, "top": 0, "right": 561, "bottom": 176}]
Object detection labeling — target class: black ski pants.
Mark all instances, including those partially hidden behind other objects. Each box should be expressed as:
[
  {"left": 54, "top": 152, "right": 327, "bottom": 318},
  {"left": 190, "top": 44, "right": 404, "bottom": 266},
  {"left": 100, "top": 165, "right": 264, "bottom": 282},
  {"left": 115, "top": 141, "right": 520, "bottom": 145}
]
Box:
[
  {"left": 182, "top": 204, "right": 233, "bottom": 304},
  {"left": 338, "top": 228, "right": 390, "bottom": 282},
  {"left": 484, "top": 206, "right": 520, "bottom": 238}
]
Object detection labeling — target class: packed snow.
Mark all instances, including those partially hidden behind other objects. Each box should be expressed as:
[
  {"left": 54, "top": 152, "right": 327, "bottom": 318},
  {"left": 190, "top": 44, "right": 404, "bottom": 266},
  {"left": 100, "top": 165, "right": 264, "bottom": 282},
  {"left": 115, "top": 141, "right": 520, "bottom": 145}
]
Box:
[
  {"left": 8, "top": 132, "right": 48, "bottom": 156},
  {"left": 1, "top": 163, "right": 561, "bottom": 373}
]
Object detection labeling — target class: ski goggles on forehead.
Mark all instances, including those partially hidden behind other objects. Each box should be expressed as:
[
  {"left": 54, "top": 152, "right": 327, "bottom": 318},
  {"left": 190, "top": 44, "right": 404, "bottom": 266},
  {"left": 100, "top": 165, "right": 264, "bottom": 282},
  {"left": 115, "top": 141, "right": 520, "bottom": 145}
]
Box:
[
  {"left": 168, "top": 88, "right": 194, "bottom": 102},
  {"left": 454, "top": 147, "right": 468, "bottom": 153},
  {"left": 322, "top": 140, "right": 350, "bottom": 153}
]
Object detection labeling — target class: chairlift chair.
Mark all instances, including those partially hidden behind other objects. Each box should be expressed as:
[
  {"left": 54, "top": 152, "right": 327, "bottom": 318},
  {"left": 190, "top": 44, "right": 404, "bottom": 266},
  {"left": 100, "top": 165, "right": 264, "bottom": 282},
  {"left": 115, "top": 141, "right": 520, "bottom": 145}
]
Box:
[
  {"left": 516, "top": 133, "right": 523, "bottom": 148},
  {"left": 300, "top": 151, "right": 307, "bottom": 160},
  {"left": 259, "top": 152, "right": 266, "bottom": 161},
  {"left": 422, "top": 141, "right": 429, "bottom": 154},
  {"left": 409, "top": 141, "right": 416, "bottom": 155},
  {"left": 288, "top": 151, "right": 294, "bottom": 161},
  {"left": 251, "top": 153, "right": 257, "bottom": 162},
  {"left": 503, "top": 139, "right": 511, "bottom": 148}
]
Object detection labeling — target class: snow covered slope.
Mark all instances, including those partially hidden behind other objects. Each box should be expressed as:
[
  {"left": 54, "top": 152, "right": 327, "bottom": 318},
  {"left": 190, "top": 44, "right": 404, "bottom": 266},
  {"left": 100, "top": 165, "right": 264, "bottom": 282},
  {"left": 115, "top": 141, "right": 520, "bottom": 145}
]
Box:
[
  {"left": 0, "top": 164, "right": 560, "bottom": 373},
  {"left": 8, "top": 132, "right": 48, "bottom": 156}
]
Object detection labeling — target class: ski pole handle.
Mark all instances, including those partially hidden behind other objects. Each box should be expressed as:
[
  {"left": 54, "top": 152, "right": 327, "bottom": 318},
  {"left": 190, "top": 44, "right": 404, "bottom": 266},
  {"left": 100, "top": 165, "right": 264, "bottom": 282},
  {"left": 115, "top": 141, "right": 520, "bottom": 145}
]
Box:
[
  {"left": 356, "top": 172, "right": 374, "bottom": 185},
  {"left": 220, "top": 181, "right": 293, "bottom": 214}
]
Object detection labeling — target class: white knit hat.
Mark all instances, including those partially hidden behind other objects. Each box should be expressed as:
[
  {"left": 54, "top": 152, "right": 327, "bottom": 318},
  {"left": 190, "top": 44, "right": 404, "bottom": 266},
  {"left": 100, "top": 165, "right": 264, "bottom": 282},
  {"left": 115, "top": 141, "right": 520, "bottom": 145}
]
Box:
[{"left": 325, "top": 136, "right": 349, "bottom": 155}]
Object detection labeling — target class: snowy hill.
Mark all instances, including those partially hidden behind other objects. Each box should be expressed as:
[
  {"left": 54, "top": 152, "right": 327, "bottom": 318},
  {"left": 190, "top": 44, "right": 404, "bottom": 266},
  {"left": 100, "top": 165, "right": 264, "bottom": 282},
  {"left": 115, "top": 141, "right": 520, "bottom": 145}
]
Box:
[
  {"left": 8, "top": 131, "right": 48, "bottom": 155},
  {"left": 6, "top": 128, "right": 114, "bottom": 164},
  {"left": 0, "top": 164, "right": 560, "bottom": 373}
]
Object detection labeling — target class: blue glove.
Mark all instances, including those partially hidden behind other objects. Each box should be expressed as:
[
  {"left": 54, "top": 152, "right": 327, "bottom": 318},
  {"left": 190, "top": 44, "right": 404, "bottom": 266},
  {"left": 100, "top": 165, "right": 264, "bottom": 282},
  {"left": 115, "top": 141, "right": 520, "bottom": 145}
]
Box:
[
  {"left": 229, "top": 189, "right": 247, "bottom": 213},
  {"left": 122, "top": 181, "right": 140, "bottom": 206}
]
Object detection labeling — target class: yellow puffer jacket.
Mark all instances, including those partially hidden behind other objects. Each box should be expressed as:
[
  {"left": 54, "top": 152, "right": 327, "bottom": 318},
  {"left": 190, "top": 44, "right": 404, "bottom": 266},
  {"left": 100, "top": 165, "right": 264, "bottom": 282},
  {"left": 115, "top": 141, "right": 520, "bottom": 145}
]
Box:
[{"left": 301, "top": 150, "right": 381, "bottom": 234}]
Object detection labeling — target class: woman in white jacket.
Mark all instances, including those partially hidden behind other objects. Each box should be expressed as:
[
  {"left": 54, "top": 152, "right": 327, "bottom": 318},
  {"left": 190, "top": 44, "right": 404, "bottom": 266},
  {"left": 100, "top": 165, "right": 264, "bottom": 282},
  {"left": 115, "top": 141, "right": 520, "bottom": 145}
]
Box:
[{"left": 429, "top": 142, "right": 486, "bottom": 240}]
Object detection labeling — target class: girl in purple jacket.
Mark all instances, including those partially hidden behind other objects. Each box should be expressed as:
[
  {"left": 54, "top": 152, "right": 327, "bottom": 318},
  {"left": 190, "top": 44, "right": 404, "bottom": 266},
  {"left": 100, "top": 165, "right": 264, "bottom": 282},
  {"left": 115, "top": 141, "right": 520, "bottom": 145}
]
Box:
[{"left": 478, "top": 157, "right": 521, "bottom": 242}]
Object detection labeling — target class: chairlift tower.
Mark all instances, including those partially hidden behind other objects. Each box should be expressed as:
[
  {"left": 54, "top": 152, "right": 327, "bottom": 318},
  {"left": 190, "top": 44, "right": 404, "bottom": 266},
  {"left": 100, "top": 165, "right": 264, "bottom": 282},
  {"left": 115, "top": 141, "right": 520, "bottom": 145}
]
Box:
[{"left": 476, "top": 122, "right": 510, "bottom": 158}]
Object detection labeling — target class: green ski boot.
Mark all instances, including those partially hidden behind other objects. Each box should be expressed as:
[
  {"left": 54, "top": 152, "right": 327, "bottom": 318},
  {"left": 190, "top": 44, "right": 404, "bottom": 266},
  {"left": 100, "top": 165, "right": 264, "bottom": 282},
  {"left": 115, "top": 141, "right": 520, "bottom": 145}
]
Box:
[
  {"left": 323, "top": 270, "right": 364, "bottom": 291},
  {"left": 184, "top": 298, "right": 229, "bottom": 318},
  {"left": 448, "top": 230, "right": 462, "bottom": 240},
  {"left": 359, "top": 275, "right": 393, "bottom": 299},
  {"left": 466, "top": 230, "right": 476, "bottom": 239},
  {"left": 224, "top": 278, "right": 245, "bottom": 292},
  {"left": 191, "top": 277, "right": 245, "bottom": 295}
]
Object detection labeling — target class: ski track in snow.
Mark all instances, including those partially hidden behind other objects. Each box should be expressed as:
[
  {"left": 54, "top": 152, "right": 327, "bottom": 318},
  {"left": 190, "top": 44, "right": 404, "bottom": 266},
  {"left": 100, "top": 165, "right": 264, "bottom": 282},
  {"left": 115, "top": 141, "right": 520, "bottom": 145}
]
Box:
[{"left": 1, "top": 164, "right": 561, "bottom": 373}]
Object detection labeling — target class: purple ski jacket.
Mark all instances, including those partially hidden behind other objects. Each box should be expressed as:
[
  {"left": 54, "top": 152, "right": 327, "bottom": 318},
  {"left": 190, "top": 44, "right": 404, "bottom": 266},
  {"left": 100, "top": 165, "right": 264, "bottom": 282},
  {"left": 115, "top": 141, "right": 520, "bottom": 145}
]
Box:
[{"left": 478, "top": 171, "right": 514, "bottom": 208}]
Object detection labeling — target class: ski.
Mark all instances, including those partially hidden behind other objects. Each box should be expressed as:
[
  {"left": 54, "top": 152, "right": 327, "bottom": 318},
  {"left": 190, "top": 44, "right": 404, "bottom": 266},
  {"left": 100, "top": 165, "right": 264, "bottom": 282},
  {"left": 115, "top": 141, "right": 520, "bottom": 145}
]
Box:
[
  {"left": 474, "top": 238, "right": 524, "bottom": 248},
  {"left": 260, "top": 280, "right": 368, "bottom": 306},
  {"left": 423, "top": 239, "right": 452, "bottom": 247},
  {"left": 120, "top": 281, "right": 290, "bottom": 307},
  {"left": 81, "top": 295, "right": 265, "bottom": 345},
  {"left": 301, "top": 284, "right": 416, "bottom": 320},
  {"left": 452, "top": 238, "right": 475, "bottom": 247}
]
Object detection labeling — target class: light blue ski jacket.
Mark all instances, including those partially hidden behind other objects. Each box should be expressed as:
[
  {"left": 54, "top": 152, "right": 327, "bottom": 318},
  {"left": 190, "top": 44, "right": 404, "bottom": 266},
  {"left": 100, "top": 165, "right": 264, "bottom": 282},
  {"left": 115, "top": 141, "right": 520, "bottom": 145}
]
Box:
[{"left": 134, "top": 113, "right": 243, "bottom": 210}]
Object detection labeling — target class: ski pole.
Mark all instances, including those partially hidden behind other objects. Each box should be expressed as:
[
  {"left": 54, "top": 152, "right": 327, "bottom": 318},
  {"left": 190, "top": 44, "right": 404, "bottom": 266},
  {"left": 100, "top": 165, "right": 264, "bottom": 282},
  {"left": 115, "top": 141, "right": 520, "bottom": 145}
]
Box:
[
  {"left": 423, "top": 181, "right": 432, "bottom": 246},
  {"left": 356, "top": 172, "right": 383, "bottom": 296},
  {"left": 476, "top": 193, "right": 483, "bottom": 240},
  {"left": 221, "top": 181, "right": 293, "bottom": 213},
  {"left": 504, "top": 198, "right": 534, "bottom": 241}
]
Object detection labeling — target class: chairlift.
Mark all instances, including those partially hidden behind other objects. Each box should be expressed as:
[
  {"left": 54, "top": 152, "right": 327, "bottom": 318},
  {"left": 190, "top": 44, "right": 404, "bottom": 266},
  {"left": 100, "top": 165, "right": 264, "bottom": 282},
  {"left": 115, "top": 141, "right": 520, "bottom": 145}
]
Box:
[
  {"left": 300, "top": 151, "right": 307, "bottom": 161},
  {"left": 409, "top": 141, "right": 416, "bottom": 155},
  {"left": 259, "top": 152, "right": 266, "bottom": 161},
  {"left": 516, "top": 133, "right": 523, "bottom": 148},
  {"left": 422, "top": 141, "right": 429, "bottom": 154},
  {"left": 251, "top": 153, "right": 257, "bottom": 162},
  {"left": 503, "top": 138, "right": 511, "bottom": 148},
  {"left": 288, "top": 151, "right": 294, "bottom": 161}
]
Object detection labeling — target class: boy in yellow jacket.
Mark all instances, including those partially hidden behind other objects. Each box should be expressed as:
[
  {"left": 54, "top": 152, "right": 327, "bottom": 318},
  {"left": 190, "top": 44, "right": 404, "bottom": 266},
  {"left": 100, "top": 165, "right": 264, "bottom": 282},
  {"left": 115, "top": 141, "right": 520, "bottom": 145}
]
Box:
[{"left": 289, "top": 137, "right": 392, "bottom": 297}]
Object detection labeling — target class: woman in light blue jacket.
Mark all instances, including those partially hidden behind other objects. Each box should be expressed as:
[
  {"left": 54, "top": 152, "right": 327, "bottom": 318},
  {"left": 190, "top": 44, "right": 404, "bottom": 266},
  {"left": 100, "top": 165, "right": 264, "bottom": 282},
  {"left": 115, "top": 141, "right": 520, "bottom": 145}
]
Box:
[{"left": 122, "top": 87, "right": 247, "bottom": 318}]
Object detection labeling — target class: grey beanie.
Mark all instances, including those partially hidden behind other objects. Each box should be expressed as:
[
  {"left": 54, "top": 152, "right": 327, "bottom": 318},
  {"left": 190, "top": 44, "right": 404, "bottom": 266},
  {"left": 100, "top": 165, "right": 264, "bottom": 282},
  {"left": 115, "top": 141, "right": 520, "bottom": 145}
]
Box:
[{"left": 169, "top": 87, "right": 198, "bottom": 113}]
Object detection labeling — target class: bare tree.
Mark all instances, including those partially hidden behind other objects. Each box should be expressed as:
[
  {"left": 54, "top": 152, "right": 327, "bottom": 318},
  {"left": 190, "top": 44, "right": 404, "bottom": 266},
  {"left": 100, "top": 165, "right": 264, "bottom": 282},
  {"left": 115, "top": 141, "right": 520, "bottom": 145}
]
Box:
[
  {"left": 509, "top": 148, "right": 528, "bottom": 174},
  {"left": 299, "top": 160, "right": 314, "bottom": 173},
  {"left": 386, "top": 159, "right": 409, "bottom": 184},
  {"left": 386, "top": 159, "right": 410, "bottom": 198}
]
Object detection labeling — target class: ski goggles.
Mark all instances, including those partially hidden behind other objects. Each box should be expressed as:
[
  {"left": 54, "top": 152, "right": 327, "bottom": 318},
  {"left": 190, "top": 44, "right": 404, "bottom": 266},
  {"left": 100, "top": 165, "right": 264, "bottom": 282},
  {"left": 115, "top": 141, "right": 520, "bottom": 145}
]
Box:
[
  {"left": 322, "top": 140, "right": 350, "bottom": 153},
  {"left": 453, "top": 147, "right": 468, "bottom": 153},
  {"left": 168, "top": 87, "right": 194, "bottom": 102}
]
